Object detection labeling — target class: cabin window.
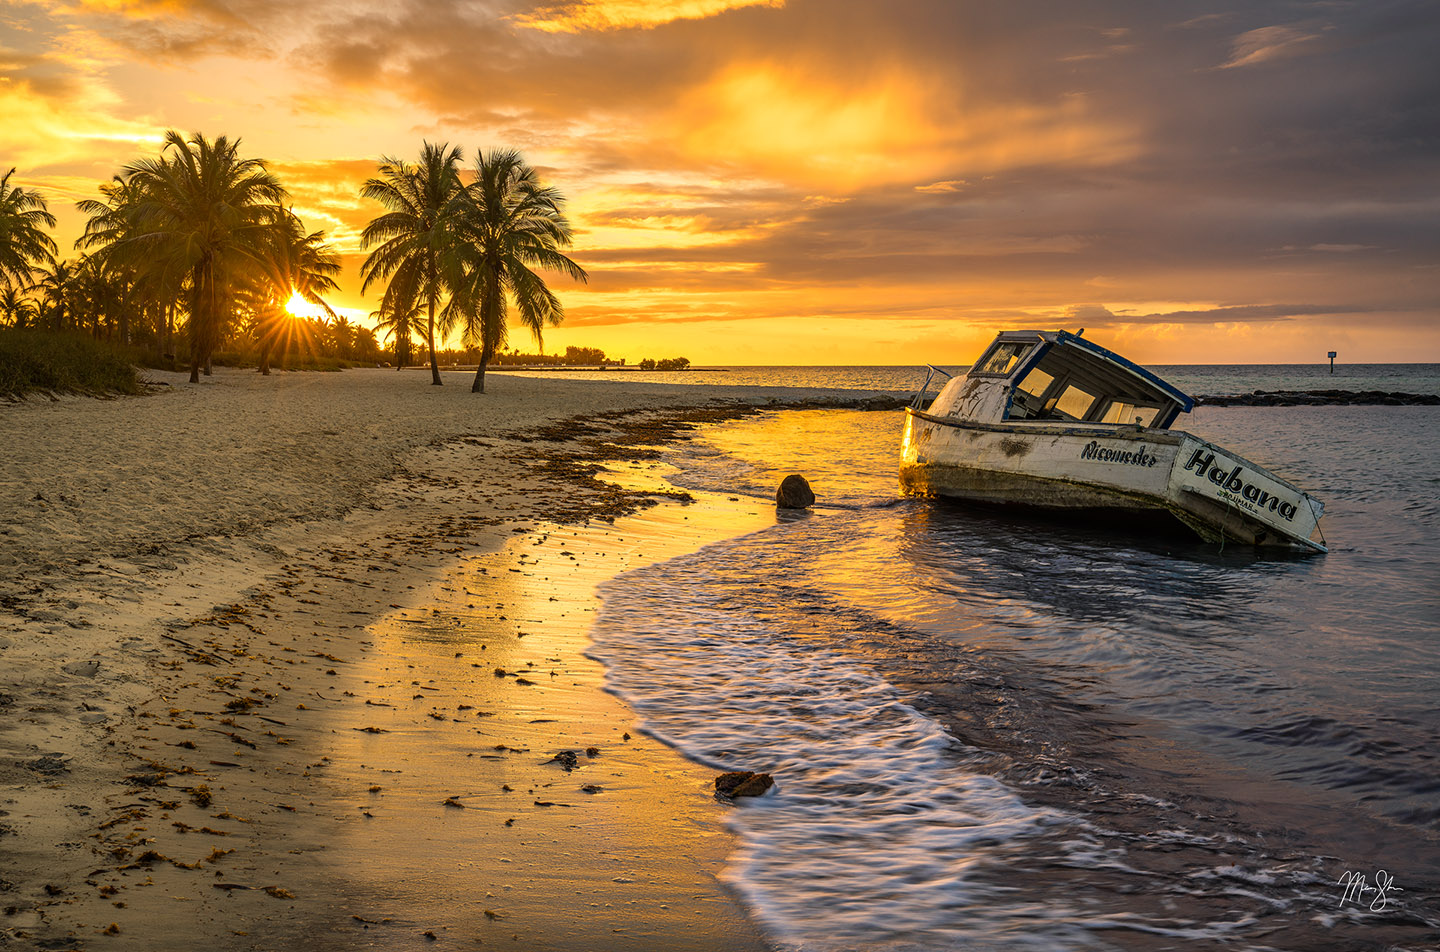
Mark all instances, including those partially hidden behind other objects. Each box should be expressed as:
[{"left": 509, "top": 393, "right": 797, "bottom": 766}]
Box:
[
  {"left": 1016, "top": 368, "right": 1054, "bottom": 398},
  {"left": 976, "top": 342, "right": 1032, "bottom": 376},
  {"left": 1053, "top": 385, "right": 1098, "bottom": 420},
  {"left": 1100, "top": 402, "right": 1161, "bottom": 426}
]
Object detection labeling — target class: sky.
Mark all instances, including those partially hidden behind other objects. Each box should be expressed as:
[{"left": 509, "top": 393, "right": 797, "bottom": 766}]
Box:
[{"left": 3, "top": 0, "right": 1437, "bottom": 365}]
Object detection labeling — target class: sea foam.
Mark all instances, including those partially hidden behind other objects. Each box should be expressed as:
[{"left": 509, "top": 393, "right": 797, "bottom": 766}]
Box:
[{"left": 588, "top": 539, "right": 1092, "bottom": 951}]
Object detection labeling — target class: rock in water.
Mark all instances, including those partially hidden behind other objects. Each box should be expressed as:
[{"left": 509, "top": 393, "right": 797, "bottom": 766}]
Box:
[
  {"left": 715, "top": 771, "right": 775, "bottom": 799},
  {"left": 776, "top": 475, "right": 815, "bottom": 509}
]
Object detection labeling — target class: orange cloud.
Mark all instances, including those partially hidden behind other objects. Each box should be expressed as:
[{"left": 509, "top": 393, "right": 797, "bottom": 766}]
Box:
[
  {"left": 0, "top": 65, "right": 161, "bottom": 171},
  {"left": 269, "top": 158, "right": 380, "bottom": 254},
  {"left": 672, "top": 63, "right": 1139, "bottom": 189},
  {"left": 39, "top": 0, "right": 189, "bottom": 17},
  {"left": 515, "top": 0, "right": 784, "bottom": 33}
]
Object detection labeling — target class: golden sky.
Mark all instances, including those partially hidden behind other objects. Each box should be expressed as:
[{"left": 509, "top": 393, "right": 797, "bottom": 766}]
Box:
[{"left": 4, "top": 0, "right": 1437, "bottom": 364}]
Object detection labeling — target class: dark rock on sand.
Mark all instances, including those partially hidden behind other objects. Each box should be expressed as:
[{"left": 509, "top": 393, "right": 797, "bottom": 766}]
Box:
[
  {"left": 549, "top": 750, "right": 579, "bottom": 771},
  {"left": 62, "top": 660, "right": 100, "bottom": 678},
  {"left": 24, "top": 756, "right": 69, "bottom": 775},
  {"left": 715, "top": 771, "right": 774, "bottom": 799},
  {"left": 776, "top": 475, "right": 815, "bottom": 509}
]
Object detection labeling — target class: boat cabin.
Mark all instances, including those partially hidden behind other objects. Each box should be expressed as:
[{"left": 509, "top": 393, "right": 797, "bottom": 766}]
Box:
[{"left": 928, "top": 330, "right": 1195, "bottom": 428}]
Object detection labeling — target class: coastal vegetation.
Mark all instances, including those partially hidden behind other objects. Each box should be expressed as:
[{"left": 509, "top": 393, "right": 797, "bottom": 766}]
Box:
[
  {"left": 418, "top": 345, "right": 694, "bottom": 371},
  {"left": 638, "top": 357, "right": 692, "bottom": 371},
  {"left": 360, "top": 143, "right": 464, "bottom": 386},
  {"left": 0, "top": 328, "right": 144, "bottom": 398},
  {"left": 1, "top": 144, "right": 367, "bottom": 392},
  {"left": 0, "top": 168, "right": 58, "bottom": 290},
  {"left": 0, "top": 139, "right": 591, "bottom": 396},
  {"left": 448, "top": 148, "right": 588, "bottom": 393},
  {"left": 360, "top": 144, "right": 588, "bottom": 392}
]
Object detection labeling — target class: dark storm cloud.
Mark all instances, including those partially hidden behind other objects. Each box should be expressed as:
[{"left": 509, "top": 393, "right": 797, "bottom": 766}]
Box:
[{"left": 1126, "top": 303, "right": 1373, "bottom": 324}]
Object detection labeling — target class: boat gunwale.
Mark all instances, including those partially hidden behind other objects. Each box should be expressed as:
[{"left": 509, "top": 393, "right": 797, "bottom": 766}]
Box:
[{"left": 904, "top": 406, "right": 1185, "bottom": 444}]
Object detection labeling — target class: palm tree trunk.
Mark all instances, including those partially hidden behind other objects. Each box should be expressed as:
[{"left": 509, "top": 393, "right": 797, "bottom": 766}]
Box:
[
  {"left": 165, "top": 302, "right": 176, "bottom": 369},
  {"left": 427, "top": 288, "right": 442, "bottom": 386},
  {"left": 202, "top": 261, "right": 216, "bottom": 376},
  {"left": 189, "top": 264, "right": 206, "bottom": 383},
  {"left": 472, "top": 339, "right": 494, "bottom": 393},
  {"left": 473, "top": 279, "right": 502, "bottom": 393}
]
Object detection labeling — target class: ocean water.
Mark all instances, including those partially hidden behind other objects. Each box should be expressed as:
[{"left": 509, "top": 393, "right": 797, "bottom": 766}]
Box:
[
  {"left": 585, "top": 367, "right": 1440, "bottom": 951},
  {"left": 511, "top": 363, "right": 1440, "bottom": 398}
]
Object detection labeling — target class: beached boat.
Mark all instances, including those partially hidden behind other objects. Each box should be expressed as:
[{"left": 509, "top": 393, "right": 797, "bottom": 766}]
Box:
[{"left": 900, "top": 330, "right": 1327, "bottom": 551}]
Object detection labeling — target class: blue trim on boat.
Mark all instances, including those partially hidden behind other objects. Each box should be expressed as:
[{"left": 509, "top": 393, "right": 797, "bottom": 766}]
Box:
[{"left": 1054, "top": 330, "right": 1196, "bottom": 412}]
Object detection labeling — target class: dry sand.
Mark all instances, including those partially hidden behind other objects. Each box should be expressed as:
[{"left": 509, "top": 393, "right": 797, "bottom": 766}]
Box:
[{"left": 0, "top": 367, "right": 889, "bottom": 951}]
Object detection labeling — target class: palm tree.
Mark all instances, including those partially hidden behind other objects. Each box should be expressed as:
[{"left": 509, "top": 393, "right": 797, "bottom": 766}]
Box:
[
  {"left": 447, "top": 149, "right": 587, "bottom": 393},
  {"left": 370, "top": 270, "right": 423, "bottom": 370},
  {"left": 330, "top": 315, "right": 355, "bottom": 359},
  {"left": 0, "top": 285, "right": 36, "bottom": 328},
  {"left": 120, "top": 131, "right": 288, "bottom": 382},
  {"left": 353, "top": 325, "right": 380, "bottom": 362},
  {"left": 0, "top": 168, "right": 57, "bottom": 293},
  {"left": 77, "top": 176, "right": 147, "bottom": 343},
  {"left": 78, "top": 174, "right": 183, "bottom": 354},
  {"left": 35, "top": 258, "right": 77, "bottom": 332},
  {"left": 359, "top": 142, "right": 465, "bottom": 386},
  {"left": 250, "top": 212, "right": 341, "bottom": 374}
]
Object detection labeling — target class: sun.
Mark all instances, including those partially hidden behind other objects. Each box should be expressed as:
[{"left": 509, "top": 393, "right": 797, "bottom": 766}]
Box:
[{"left": 285, "top": 291, "right": 323, "bottom": 318}]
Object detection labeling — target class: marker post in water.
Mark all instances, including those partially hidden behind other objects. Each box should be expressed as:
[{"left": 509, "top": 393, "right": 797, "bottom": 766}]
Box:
[{"left": 1328, "top": 351, "right": 1337, "bottom": 374}]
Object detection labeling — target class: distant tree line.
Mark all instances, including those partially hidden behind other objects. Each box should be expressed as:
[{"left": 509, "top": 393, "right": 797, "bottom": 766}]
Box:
[
  {"left": 411, "top": 344, "right": 618, "bottom": 366},
  {"left": 0, "top": 135, "right": 587, "bottom": 391},
  {"left": 637, "top": 357, "right": 691, "bottom": 370},
  {"left": 416, "top": 345, "right": 692, "bottom": 370}
]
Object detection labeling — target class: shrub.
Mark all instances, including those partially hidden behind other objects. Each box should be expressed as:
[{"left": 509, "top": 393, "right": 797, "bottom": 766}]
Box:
[{"left": 0, "top": 329, "right": 145, "bottom": 399}]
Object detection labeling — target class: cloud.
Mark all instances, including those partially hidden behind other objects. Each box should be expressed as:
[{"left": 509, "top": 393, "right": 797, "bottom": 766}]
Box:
[
  {"left": 1065, "top": 304, "right": 1117, "bottom": 323},
  {"left": 1306, "top": 243, "right": 1373, "bottom": 253},
  {"left": 1217, "top": 25, "right": 1322, "bottom": 69},
  {"left": 0, "top": 47, "right": 162, "bottom": 172},
  {"left": 28, "top": 0, "right": 285, "bottom": 58},
  {"left": 1130, "top": 304, "right": 1371, "bottom": 324},
  {"left": 270, "top": 157, "right": 383, "bottom": 254},
  {"left": 513, "top": 0, "right": 784, "bottom": 33},
  {"left": 914, "top": 180, "right": 968, "bottom": 194},
  {"left": 7, "top": 0, "right": 1439, "bottom": 360}
]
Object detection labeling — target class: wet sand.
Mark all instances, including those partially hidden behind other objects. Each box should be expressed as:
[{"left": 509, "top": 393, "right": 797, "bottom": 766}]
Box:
[{"left": 0, "top": 367, "right": 877, "bottom": 950}]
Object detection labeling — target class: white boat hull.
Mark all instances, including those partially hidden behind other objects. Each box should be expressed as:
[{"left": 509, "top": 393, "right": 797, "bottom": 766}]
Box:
[{"left": 900, "top": 409, "right": 1326, "bottom": 551}]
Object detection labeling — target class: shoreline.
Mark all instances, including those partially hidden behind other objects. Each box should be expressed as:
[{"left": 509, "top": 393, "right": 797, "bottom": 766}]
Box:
[{"left": 0, "top": 368, "right": 890, "bottom": 950}]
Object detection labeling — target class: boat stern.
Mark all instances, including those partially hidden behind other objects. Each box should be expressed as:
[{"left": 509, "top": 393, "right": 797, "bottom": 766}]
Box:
[{"left": 1169, "top": 437, "right": 1327, "bottom": 552}]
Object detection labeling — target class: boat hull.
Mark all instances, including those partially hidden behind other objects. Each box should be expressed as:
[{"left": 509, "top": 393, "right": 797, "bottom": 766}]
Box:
[{"left": 900, "top": 409, "right": 1326, "bottom": 551}]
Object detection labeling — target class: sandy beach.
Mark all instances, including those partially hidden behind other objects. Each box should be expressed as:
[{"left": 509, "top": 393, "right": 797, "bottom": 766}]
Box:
[{"left": 0, "top": 367, "right": 886, "bottom": 951}]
